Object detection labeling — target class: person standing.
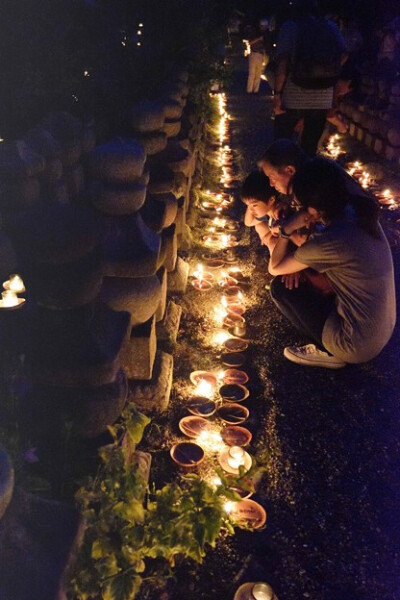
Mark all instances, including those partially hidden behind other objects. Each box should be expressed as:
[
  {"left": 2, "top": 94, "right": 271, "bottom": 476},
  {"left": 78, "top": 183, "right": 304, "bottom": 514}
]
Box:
[
  {"left": 273, "top": 0, "right": 346, "bottom": 155},
  {"left": 244, "top": 23, "right": 266, "bottom": 94}
]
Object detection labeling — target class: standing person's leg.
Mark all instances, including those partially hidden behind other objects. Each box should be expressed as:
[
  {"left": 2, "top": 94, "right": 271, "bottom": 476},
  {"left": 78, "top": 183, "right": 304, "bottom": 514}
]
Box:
[
  {"left": 247, "top": 53, "right": 257, "bottom": 93},
  {"left": 270, "top": 276, "right": 335, "bottom": 348},
  {"left": 252, "top": 53, "right": 264, "bottom": 92},
  {"left": 300, "top": 109, "right": 328, "bottom": 156},
  {"left": 274, "top": 110, "right": 300, "bottom": 141}
]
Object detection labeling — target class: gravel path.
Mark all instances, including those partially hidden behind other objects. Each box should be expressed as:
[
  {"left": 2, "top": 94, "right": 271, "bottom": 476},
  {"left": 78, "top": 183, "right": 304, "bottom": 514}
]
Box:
[{"left": 225, "top": 55, "right": 400, "bottom": 600}]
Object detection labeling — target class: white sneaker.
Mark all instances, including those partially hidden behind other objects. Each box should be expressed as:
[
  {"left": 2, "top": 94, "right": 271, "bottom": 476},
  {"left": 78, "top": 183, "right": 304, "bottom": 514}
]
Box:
[{"left": 283, "top": 344, "right": 346, "bottom": 369}]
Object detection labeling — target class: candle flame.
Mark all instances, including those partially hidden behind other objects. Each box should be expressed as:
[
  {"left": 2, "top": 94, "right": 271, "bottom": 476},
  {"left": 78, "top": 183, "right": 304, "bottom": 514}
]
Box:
[
  {"left": 196, "top": 429, "right": 224, "bottom": 452},
  {"left": 224, "top": 501, "right": 234, "bottom": 514},
  {"left": 214, "top": 306, "right": 228, "bottom": 323},
  {"left": 194, "top": 379, "right": 214, "bottom": 398},
  {"left": 212, "top": 330, "right": 231, "bottom": 345},
  {"left": 221, "top": 234, "right": 229, "bottom": 247}
]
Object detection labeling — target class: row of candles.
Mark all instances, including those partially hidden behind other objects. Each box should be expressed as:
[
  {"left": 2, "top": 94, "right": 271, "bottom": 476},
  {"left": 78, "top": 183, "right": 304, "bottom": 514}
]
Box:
[
  {"left": 169, "top": 91, "right": 277, "bottom": 599},
  {"left": 325, "top": 133, "right": 400, "bottom": 208},
  {"left": 172, "top": 93, "right": 270, "bottom": 538}
]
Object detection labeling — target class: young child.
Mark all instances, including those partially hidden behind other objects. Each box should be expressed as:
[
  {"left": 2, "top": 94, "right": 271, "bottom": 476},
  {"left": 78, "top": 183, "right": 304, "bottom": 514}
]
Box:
[{"left": 240, "top": 170, "right": 290, "bottom": 247}]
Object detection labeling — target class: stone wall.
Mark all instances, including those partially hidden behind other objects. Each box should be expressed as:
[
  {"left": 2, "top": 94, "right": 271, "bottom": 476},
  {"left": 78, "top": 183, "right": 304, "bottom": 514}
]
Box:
[
  {"left": 0, "top": 68, "right": 208, "bottom": 599},
  {"left": 339, "top": 77, "right": 400, "bottom": 166},
  {"left": 0, "top": 69, "right": 206, "bottom": 439}
]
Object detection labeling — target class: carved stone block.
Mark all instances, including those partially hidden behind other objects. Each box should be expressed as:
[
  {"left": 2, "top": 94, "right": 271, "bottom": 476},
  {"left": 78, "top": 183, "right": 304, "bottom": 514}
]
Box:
[
  {"left": 88, "top": 139, "right": 146, "bottom": 184},
  {"left": 27, "top": 303, "right": 130, "bottom": 386},
  {"left": 167, "top": 256, "right": 189, "bottom": 294},
  {"left": 156, "top": 300, "right": 182, "bottom": 344},
  {"left": 155, "top": 267, "right": 168, "bottom": 321},
  {"left": 102, "top": 212, "right": 161, "bottom": 278},
  {"left": 101, "top": 274, "right": 161, "bottom": 327},
  {"left": 129, "top": 351, "right": 173, "bottom": 413},
  {"left": 160, "top": 224, "right": 177, "bottom": 272},
  {"left": 141, "top": 193, "right": 178, "bottom": 233},
  {"left": 121, "top": 315, "right": 157, "bottom": 380}
]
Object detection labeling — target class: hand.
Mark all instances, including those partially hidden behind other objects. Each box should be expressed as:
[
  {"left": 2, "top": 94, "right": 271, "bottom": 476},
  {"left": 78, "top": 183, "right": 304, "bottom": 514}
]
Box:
[
  {"left": 284, "top": 210, "right": 312, "bottom": 234},
  {"left": 281, "top": 272, "right": 304, "bottom": 290},
  {"left": 289, "top": 232, "right": 308, "bottom": 247}
]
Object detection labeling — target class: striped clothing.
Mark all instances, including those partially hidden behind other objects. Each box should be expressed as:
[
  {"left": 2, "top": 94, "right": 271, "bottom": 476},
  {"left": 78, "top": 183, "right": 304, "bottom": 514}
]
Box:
[{"left": 277, "top": 19, "right": 344, "bottom": 110}]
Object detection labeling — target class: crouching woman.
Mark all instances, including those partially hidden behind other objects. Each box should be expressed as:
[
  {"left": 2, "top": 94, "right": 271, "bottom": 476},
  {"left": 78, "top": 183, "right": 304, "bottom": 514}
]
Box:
[{"left": 268, "top": 157, "right": 396, "bottom": 368}]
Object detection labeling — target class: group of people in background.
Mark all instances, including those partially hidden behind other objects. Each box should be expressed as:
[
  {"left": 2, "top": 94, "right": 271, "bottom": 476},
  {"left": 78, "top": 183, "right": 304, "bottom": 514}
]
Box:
[
  {"left": 237, "top": 0, "right": 400, "bottom": 155},
  {"left": 232, "top": 1, "right": 397, "bottom": 369}
]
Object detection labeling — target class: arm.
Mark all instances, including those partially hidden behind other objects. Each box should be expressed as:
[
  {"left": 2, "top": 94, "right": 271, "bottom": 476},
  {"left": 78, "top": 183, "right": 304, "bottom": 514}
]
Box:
[
  {"left": 268, "top": 236, "right": 308, "bottom": 275},
  {"left": 268, "top": 211, "right": 311, "bottom": 275},
  {"left": 273, "top": 55, "right": 289, "bottom": 115}
]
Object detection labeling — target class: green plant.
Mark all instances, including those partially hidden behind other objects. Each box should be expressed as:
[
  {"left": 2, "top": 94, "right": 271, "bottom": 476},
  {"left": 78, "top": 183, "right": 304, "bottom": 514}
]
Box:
[{"left": 69, "top": 404, "right": 246, "bottom": 600}]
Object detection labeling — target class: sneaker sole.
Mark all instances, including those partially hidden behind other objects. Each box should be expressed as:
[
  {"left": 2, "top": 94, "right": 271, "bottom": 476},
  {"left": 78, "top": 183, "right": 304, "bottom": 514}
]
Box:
[{"left": 283, "top": 347, "right": 346, "bottom": 369}]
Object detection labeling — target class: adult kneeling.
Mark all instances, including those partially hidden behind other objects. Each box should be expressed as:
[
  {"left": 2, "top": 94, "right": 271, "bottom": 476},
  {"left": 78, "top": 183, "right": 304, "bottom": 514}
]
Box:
[{"left": 268, "top": 157, "right": 396, "bottom": 368}]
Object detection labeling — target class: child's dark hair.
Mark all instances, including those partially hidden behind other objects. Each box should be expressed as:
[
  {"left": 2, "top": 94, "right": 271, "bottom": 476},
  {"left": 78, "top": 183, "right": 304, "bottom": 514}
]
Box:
[
  {"left": 292, "top": 157, "right": 381, "bottom": 238},
  {"left": 259, "top": 139, "right": 308, "bottom": 170},
  {"left": 241, "top": 170, "right": 275, "bottom": 202}
]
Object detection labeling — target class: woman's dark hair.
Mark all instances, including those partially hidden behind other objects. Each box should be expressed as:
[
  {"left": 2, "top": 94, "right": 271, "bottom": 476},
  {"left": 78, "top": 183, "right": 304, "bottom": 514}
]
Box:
[
  {"left": 241, "top": 170, "right": 275, "bottom": 202},
  {"left": 292, "top": 157, "right": 381, "bottom": 238},
  {"left": 259, "top": 139, "right": 308, "bottom": 171}
]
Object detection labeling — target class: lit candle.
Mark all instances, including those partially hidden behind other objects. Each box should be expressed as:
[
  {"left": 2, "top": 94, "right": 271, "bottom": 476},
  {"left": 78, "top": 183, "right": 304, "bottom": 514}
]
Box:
[
  {"left": 1, "top": 290, "right": 19, "bottom": 307},
  {"left": 194, "top": 379, "right": 214, "bottom": 398},
  {"left": 212, "top": 330, "right": 231, "bottom": 345},
  {"left": 227, "top": 446, "right": 245, "bottom": 469},
  {"left": 6, "top": 274, "right": 25, "bottom": 293},
  {"left": 214, "top": 305, "right": 228, "bottom": 323},
  {"left": 196, "top": 429, "right": 224, "bottom": 452},
  {"left": 251, "top": 582, "right": 275, "bottom": 600}
]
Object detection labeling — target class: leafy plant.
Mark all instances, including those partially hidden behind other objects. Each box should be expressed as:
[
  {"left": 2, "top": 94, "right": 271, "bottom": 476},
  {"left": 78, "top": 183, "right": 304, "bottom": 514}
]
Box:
[{"left": 69, "top": 403, "right": 247, "bottom": 600}]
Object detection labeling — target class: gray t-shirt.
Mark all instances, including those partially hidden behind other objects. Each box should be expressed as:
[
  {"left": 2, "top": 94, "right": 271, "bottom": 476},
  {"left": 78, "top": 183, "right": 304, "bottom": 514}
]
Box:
[
  {"left": 276, "top": 19, "right": 344, "bottom": 109},
  {"left": 294, "top": 219, "right": 396, "bottom": 363}
]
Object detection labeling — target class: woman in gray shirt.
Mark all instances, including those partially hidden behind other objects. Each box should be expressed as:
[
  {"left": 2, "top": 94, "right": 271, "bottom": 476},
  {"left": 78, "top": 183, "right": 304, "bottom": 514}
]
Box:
[{"left": 268, "top": 157, "right": 396, "bottom": 368}]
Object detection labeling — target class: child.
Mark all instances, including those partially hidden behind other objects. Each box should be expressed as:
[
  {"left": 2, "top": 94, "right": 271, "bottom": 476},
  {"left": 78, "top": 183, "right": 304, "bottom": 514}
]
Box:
[
  {"left": 240, "top": 170, "right": 290, "bottom": 247},
  {"left": 241, "top": 168, "right": 334, "bottom": 295}
]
